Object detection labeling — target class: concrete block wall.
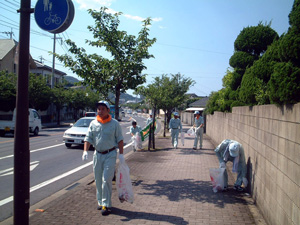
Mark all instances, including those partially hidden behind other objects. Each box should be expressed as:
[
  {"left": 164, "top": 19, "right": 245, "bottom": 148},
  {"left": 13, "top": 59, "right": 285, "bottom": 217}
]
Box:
[{"left": 206, "top": 103, "right": 300, "bottom": 225}]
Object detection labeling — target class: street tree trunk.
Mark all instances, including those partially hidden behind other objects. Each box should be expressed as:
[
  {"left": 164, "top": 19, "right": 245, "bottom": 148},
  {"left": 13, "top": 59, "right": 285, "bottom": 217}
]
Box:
[{"left": 115, "top": 85, "right": 121, "bottom": 120}]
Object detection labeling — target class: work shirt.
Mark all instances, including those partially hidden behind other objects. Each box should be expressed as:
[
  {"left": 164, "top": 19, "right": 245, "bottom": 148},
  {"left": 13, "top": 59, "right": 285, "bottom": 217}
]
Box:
[
  {"left": 130, "top": 125, "right": 141, "bottom": 135},
  {"left": 146, "top": 117, "right": 153, "bottom": 125},
  {"left": 194, "top": 116, "right": 204, "bottom": 128},
  {"left": 84, "top": 118, "right": 123, "bottom": 152},
  {"left": 169, "top": 118, "right": 182, "bottom": 131},
  {"left": 214, "top": 139, "right": 247, "bottom": 177}
]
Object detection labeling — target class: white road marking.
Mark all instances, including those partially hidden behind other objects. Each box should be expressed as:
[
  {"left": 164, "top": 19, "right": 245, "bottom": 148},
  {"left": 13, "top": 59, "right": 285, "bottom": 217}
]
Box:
[
  {"left": 0, "top": 161, "right": 39, "bottom": 177},
  {"left": 0, "top": 142, "right": 133, "bottom": 206},
  {"left": 0, "top": 143, "right": 64, "bottom": 160}
]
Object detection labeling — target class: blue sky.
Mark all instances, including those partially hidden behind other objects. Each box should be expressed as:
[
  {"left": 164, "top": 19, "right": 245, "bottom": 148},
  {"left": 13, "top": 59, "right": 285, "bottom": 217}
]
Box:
[{"left": 0, "top": 0, "right": 295, "bottom": 97}]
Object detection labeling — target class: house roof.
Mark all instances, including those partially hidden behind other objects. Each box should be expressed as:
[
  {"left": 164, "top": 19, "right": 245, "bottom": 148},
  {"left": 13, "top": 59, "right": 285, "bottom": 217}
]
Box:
[
  {"left": 33, "top": 60, "right": 67, "bottom": 76},
  {"left": 185, "top": 107, "right": 205, "bottom": 112},
  {"left": 0, "top": 39, "right": 18, "bottom": 60},
  {"left": 189, "top": 97, "right": 209, "bottom": 107}
]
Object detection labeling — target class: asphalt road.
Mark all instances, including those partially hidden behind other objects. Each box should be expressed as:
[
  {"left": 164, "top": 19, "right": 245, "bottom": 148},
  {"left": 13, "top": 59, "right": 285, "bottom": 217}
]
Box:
[{"left": 0, "top": 114, "right": 150, "bottom": 222}]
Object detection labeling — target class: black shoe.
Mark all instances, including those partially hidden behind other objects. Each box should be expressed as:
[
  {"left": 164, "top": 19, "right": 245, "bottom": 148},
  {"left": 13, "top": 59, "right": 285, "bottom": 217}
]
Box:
[
  {"left": 97, "top": 205, "right": 102, "bottom": 210},
  {"left": 234, "top": 185, "right": 244, "bottom": 192},
  {"left": 101, "top": 206, "right": 111, "bottom": 216},
  {"left": 193, "top": 147, "right": 196, "bottom": 150}
]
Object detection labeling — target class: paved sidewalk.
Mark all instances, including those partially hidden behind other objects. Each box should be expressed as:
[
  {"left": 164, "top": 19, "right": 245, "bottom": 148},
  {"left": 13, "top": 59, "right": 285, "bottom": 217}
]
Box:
[{"left": 12, "top": 122, "right": 267, "bottom": 224}]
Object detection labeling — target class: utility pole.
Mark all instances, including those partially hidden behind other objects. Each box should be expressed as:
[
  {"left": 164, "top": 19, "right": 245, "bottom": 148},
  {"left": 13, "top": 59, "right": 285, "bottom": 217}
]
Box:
[
  {"left": 14, "top": 1, "right": 33, "bottom": 225},
  {"left": 50, "top": 34, "right": 62, "bottom": 122},
  {"left": 39, "top": 55, "right": 45, "bottom": 63},
  {"left": 1, "top": 30, "right": 14, "bottom": 39}
]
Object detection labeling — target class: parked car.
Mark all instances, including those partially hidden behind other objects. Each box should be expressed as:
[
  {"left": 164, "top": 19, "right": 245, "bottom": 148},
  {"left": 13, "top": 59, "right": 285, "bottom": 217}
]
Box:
[
  {"left": 0, "top": 108, "right": 41, "bottom": 136},
  {"left": 63, "top": 117, "right": 95, "bottom": 148},
  {"left": 85, "top": 112, "right": 97, "bottom": 117}
]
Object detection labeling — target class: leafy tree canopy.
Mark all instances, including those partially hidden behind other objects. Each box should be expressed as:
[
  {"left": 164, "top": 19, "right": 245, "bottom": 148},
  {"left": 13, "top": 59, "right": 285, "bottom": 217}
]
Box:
[
  {"left": 0, "top": 71, "right": 16, "bottom": 111},
  {"left": 234, "top": 22, "right": 279, "bottom": 57},
  {"left": 55, "top": 7, "right": 156, "bottom": 120},
  {"left": 29, "top": 73, "right": 52, "bottom": 111}
]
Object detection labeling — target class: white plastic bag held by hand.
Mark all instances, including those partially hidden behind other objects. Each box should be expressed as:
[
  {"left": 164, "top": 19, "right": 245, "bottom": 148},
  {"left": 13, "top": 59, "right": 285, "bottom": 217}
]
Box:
[
  {"left": 187, "top": 128, "right": 195, "bottom": 137},
  {"left": 135, "top": 133, "right": 142, "bottom": 150},
  {"left": 116, "top": 160, "right": 134, "bottom": 203},
  {"left": 180, "top": 132, "right": 185, "bottom": 146},
  {"left": 219, "top": 162, "right": 226, "bottom": 168},
  {"left": 119, "top": 154, "right": 125, "bottom": 164},
  {"left": 209, "top": 168, "right": 225, "bottom": 193},
  {"left": 82, "top": 151, "right": 88, "bottom": 161}
]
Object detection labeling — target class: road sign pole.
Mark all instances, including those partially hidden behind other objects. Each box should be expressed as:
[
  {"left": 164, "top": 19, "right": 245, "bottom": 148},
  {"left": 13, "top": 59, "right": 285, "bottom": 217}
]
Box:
[{"left": 14, "top": 1, "right": 33, "bottom": 225}]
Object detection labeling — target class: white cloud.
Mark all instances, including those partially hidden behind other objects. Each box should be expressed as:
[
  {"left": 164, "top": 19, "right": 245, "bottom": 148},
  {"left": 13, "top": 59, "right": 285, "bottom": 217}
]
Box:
[
  {"left": 75, "top": 0, "right": 163, "bottom": 23},
  {"left": 123, "top": 14, "right": 163, "bottom": 23},
  {"left": 75, "top": 0, "right": 115, "bottom": 10},
  {"left": 152, "top": 17, "right": 163, "bottom": 22},
  {"left": 124, "top": 14, "right": 145, "bottom": 22},
  {"left": 159, "top": 26, "right": 167, "bottom": 29}
]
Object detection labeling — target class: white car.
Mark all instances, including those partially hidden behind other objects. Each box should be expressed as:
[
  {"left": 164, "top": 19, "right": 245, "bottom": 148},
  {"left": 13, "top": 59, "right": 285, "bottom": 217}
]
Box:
[{"left": 63, "top": 117, "right": 95, "bottom": 148}]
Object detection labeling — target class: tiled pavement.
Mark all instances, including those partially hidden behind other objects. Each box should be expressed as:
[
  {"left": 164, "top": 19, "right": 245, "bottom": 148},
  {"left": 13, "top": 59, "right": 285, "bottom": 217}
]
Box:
[{"left": 10, "top": 121, "right": 267, "bottom": 225}]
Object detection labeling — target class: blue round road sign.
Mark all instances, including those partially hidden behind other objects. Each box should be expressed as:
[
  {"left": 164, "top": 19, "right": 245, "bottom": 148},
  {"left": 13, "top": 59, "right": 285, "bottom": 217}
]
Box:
[{"left": 34, "top": 0, "right": 74, "bottom": 33}]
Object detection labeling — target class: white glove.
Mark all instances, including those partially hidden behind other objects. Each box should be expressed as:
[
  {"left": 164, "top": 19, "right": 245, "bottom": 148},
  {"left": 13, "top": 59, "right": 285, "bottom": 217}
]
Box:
[
  {"left": 119, "top": 154, "right": 125, "bottom": 164},
  {"left": 242, "top": 177, "right": 248, "bottom": 188},
  {"left": 82, "top": 151, "right": 88, "bottom": 161},
  {"left": 219, "top": 162, "right": 226, "bottom": 168}
]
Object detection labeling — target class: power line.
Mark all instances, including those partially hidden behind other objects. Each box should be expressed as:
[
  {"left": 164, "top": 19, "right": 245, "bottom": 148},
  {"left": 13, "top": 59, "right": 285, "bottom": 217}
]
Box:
[
  {"left": 0, "top": 5, "right": 17, "bottom": 14},
  {"left": 4, "top": 0, "right": 19, "bottom": 8}
]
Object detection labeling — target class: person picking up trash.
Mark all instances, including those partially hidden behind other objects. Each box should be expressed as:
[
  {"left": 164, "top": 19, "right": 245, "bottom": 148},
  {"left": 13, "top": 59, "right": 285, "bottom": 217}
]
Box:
[
  {"left": 192, "top": 111, "right": 204, "bottom": 150},
  {"left": 169, "top": 112, "right": 182, "bottom": 149},
  {"left": 214, "top": 139, "right": 248, "bottom": 192},
  {"left": 130, "top": 121, "right": 142, "bottom": 151},
  {"left": 82, "top": 100, "right": 124, "bottom": 216}
]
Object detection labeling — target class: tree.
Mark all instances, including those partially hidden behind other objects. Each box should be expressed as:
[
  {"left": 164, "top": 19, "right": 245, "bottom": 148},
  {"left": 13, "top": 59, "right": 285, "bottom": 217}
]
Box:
[
  {"left": 52, "top": 85, "right": 69, "bottom": 125},
  {"left": 234, "top": 22, "right": 279, "bottom": 57},
  {"left": 0, "top": 71, "right": 16, "bottom": 111},
  {"left": 68, "top": 88, "right": 89, "bottom": 121},
  {"left": 29, "top": 73, "right": 52, "bottom": 111},
  {"left": 268, "top": 62, "right": 300, "bottom": 104},
  {"left": 56, "top": 7, "right": 156, "bottom": 120},
  {"left": 138, "top": 73, "right": 194, "bottom": 137},
  {"left": 84, "top": 87, "right": 102, "bottom": 112}
]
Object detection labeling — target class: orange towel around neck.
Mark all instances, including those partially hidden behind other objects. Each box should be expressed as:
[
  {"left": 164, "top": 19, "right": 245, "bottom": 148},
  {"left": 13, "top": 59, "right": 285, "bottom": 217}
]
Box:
[{"left": 97, "top": 115, "right": 112, "bottom": 124}]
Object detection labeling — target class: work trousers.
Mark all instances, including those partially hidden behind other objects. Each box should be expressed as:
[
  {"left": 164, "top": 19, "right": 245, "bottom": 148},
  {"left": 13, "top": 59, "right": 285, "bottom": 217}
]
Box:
[
  {"left": 223, "top": 167, "right": 244, "bottom": 187},
  {"left": 93, "top": 150, "right": 117, "bottom": 207},
  {"left": 171, "top": 129, "right": 180, "bottom": 148},
  {"left": 193, "top": 127, "right": 203, "bottom": 148}
]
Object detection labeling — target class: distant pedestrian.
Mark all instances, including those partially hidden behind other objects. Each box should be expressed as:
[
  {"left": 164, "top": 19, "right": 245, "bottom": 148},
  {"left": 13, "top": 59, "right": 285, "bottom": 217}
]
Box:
[
  {"left": 192, "top": 111, "right": 204, "bottom": 150},
  {"left": 130, "top": 121, "right": 142, "bottom": 151},
  {"left": 169, "top": 112, "right": 182, "bottom": 148},
  {"left": 214, "top": 139, "right": 248, "bottom": 191},
  {"left": 82, "top": 100, "right": 125, "bottom": 216},
  {"left": 146, "top": 112, "right": 153, "bottom": 125}
]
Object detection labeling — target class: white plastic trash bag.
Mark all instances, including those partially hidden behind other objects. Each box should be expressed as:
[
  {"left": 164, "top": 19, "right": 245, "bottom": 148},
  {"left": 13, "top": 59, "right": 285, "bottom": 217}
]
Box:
[
  {"left": 134, "top": 133, "right": 142, "bottom": 150},
  {"left": 187, "top": 128, "right": 195, "bottom": 137},
  {"left": 116, "top": 160, "right": 134, "bottom": 203},
  {"left": 209, "top": 168, "right": 225, "bottom": 193},
  {"left": 180, "top": 132, "right": 184, "bottom": 146}
]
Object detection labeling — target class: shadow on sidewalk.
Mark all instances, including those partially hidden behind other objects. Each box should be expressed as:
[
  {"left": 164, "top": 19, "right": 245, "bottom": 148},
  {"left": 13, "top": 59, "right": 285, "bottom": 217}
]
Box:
[
  {"left": 178, "top": 148, "right": 216, "bottom": 156},
  {"left": 139, "top": 179, "right": 249, "bottom": 209},
  {"left": 112, "top": 208, "right": 188, "bottom": 225}
]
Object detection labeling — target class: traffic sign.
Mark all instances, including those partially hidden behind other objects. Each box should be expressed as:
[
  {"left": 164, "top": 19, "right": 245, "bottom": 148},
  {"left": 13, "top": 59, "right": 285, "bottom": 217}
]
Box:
[{"left": 34, "top": 0, "right": 74, "bottom": 34}]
